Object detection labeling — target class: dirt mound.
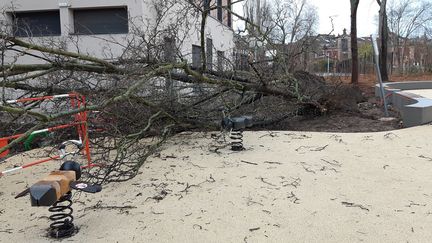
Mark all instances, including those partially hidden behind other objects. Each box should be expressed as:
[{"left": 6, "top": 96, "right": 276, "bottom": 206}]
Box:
[{"left": 319, "top": 84, "right": 366, "bottom": 113}]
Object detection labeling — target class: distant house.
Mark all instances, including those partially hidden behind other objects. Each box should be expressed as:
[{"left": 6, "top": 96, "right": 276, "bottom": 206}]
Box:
[
  {"left": 388, "top": 34, "right": 432, "bottom": 73},
  {"left": 309, "top": 30, "right": 432, "bottom": 75},
  {"left": 303, "top": 29, "right": 374, "bottom": 74},
  {"left": 265, "top": 29, "right": 355, "bottom": 73}
]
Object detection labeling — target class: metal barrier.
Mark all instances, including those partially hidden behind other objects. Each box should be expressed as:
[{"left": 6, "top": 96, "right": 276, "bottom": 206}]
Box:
[{"left": 0, "top": 93, "right": 92, "bottom": 176}]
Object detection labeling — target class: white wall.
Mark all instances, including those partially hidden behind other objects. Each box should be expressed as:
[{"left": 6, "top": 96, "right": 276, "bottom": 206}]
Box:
[{"left": 0, "top": 0, "right": 235, "bottom": 68}]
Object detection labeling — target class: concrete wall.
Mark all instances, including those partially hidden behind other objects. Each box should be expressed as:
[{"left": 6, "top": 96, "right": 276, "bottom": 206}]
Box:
[
  {"left": 0, "top": 0, "right": 235, "bottom": 67},
  {"left": 375, "top": 81, "right": 432, "bottom": 127},
  {"left": 375, "top": 81, "right": 432, "bottom": 97}
]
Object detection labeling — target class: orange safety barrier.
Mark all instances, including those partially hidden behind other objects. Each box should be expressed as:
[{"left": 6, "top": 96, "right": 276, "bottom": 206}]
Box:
[{"left": 0, "top": 93, "right": 92, "bottom": 173}]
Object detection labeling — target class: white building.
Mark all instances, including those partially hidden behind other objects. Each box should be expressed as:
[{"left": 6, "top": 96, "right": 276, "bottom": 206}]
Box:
[{"left": 0, "top": 0, "right": 235, "bottom": 70}]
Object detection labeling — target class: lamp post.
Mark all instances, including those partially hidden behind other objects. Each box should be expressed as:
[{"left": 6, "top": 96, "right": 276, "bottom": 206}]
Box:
[{"left": 371, "top": 34, "right": 389, "bottom": 117}]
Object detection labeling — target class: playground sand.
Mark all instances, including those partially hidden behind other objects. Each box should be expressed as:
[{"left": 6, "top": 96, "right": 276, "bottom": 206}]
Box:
[{"left": 1, "top": 125, "right": 432, "bottom": 242}]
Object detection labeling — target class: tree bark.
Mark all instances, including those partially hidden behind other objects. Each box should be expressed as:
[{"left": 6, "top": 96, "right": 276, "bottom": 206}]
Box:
[
  {"left": 377, "top": 0, "right": 389, "bottom": 81},
  {"left": 350, "top": 0, "right": 360, "bottom": 84}
]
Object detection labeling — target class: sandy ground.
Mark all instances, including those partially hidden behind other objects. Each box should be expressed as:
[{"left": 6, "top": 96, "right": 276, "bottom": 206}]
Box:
[{"left": 1, "top": 126, "right": 432, "bottom": 242}]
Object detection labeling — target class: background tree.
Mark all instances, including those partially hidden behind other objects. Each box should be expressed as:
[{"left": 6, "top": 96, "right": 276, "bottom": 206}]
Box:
[
  {"left": 388, "top": 0, "right": 432, "bottom": 74},
  {"left": 241, "top": 0, "right": 318, "bottom": 72},
  {"left": 350, "top": 0, "right": 360, "bottom": 84},
  {"left": 376, "top": 0, "right": 389, "bottom": 81},
  {"left": 269, "top": 0, "right": 317, "bottom": 44}
]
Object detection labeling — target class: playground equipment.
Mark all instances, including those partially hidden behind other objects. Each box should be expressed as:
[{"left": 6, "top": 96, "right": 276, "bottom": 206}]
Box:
[
  {"left": 15, "top": 140, "right": 102, "bottom": 238},
  {"left": 221, "top": 115, "right": 253, "bottom": 151},
  {"left": 0, "top": 93, "right": 92, "bottom": 176},
  {"left": 1, "top": 94, "right": 102, "bottom": 238}
]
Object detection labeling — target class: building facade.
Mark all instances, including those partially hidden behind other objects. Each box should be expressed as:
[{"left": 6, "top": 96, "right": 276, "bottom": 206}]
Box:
[{"left": 0, "top": 0, "right": 235, "bottom": 69}]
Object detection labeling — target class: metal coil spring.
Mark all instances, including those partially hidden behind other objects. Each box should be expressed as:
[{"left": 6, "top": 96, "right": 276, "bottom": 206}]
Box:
[
  {"left": 230, "top": 129, "right": 244, "bottom": 151},
  {"left": 48, "top": 191, "right": 75, "bottom": 238}
]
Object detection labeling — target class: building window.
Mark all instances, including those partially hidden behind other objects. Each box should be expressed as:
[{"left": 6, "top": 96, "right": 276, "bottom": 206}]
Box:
[
  {"left": 217, "top": 0, "right": 223, "bottom": 21},
  {"left": 234, "top": 52, "right": 249, "bottom": 71},
  {"left": 341, "top": 39, "right": 348, "bottom": 52},
  {"left": 217, "top": 51, "right": 224, "bottom": 72},
  {"left": 206, "top": 38, "right": 213, "bottom": 70},
  {"left": 192, "top": 45, "right": 202, "bottom": 69},
  {"left": 12, "top": 11, "right": 61, "bottom": 37},
  {"left": 73, "top": 8, "right": 128, "bottom": 35},
  {"left": 163, "top": 37, "right": 176, "bottom": 62}
]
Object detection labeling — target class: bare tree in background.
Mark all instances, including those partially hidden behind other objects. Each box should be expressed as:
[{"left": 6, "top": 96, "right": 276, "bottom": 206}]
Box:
[
  {"left": 242, "top": 0, "right": 318, "bottom": 71},
  {"left": 270, "top": 0, "right": 318, "bottom": 71},
  {"left": 376, "top": 0, "right": 389, "bottom": 81},
  {"left": 388, "top": 0, "right": 432, "bottom": 74},
  {"left": 350, "top": 0, "right": 360, "bottom": 84},
  {"left": 244, "top": 0, "right": 270, "bottom": 34},
  {"left": 269, "top": 0, "right": 314, "bottom": 44}
]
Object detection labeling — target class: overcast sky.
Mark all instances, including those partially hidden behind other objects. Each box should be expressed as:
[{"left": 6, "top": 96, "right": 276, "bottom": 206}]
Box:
[
  {"left": 234, "top": 0, "right": 380, "bottom": 37},
  {"left": 309, "top": 0, "right": 380, "bottom": 36}
]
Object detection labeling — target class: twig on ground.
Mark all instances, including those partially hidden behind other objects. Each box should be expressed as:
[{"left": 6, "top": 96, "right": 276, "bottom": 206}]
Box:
[
  {"left": 406, "top": 201, "right": 426, "bottom": 207},
  {"left": 146, "top": 189, "right": 168, "bottom": 202},
  {"left": 246, "top": 196, "right": 264, "bottom": 206},
  {"left": 257, "top": 177, "right": 277, "bottom": 187},
  {"left": 321, "top": 159, "right": 342, "bottom": 167},
  {"left": 295, "top": 145, "right": 329, "bottom": 153},
  {"left": 384, "top": 132, "right": 399, "bottom": 139},
  {"left": 177, "top": 174, "right": 216, "bottom": 199},
  {"left": 311, "top": 145, "right": 329, "bottom": 151},
  {"left": 150, "top": 207, "right": 164, "bottom": 215},
  {"left": 240, "top": 160, "right": 258, "bottom": 165},
  {"left": 209, "top": 144, "right": 229, "bottom": 154},
  {"left": 281, "top": 177, "right": 301, "bottom": 188},
  {"left": 419, "top": 155, "right": 432, "bottom": 161},
  {"left": 188, "top": 162, "right": 206, "bottom": 169},
  {"left": 263, "top": 161, "right": 282, "bottom": 165},
  {"left": 329, "top": 134, "right": 346, "bottom": 144},
  {"left": 285, "top": 133, "right": 312, "bottom": 139},
  {"left": 193, "top": 224, "right": 203, "bottom": 230},
  {"left": 341, "top": 201, "right": 369, "bottom": 211},
  {"left": 259, "top": 132, "right": 278, "bottom": 138},
  {"left": 320, "top": 166, "right": 339, "bottom": 173},
  {"left": 301, "top": 163, "right": 316, "bottom": 174},
  {"left": 85, "top": 204, "right": 137, "bottom": 211},
  {"left": 287, "top": 191, "right": 300, "bottom": 204}
]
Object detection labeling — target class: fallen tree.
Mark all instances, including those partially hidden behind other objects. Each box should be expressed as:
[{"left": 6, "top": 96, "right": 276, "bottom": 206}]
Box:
[{"left": 0, "top": 1, "right": 360, "bottom": 183}]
